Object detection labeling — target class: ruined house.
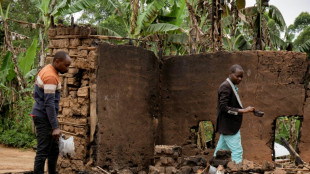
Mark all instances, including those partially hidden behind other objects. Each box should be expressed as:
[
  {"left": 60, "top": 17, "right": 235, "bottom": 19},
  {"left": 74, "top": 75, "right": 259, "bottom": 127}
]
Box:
[{"left": 47, "top": 25, "right": 310, "bottom": 173}]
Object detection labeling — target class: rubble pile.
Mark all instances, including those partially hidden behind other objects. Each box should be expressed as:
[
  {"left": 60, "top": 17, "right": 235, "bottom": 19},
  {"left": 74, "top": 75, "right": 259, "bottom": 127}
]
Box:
[{"left": 47, "top": 25, "right": 97, "bottom": 173}]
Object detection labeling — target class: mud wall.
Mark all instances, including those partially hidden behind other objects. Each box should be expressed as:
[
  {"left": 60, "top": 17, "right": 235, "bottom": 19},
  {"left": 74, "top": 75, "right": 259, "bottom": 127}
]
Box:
[
  {"left": 161, "top": 51, "right": 308, "bottom": 162},
  {"left": 47, "top": 25, "right": 97, "bottom": 173},
  {"left": 96, "top": 43, "right": 160, "bottom": 172}
]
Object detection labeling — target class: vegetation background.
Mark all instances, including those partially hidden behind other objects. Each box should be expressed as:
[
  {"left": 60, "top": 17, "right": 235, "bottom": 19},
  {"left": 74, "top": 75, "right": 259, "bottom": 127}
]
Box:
[{"left": 0, "top": 0, "right": 309, "bottom": 149}]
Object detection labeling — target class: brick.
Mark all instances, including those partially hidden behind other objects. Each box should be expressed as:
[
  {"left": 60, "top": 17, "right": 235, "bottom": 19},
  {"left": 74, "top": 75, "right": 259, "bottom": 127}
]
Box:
[
  {"left": 160, "top": 157, "right": 175, "bottom": 166},
  {"left": 50, "top": 39, "right": 69, "bottom": 48},
  {"left": 75, "top": 127, "right": 87, "bottom": 136},
  {"left": 69, "top": 49, "right": 78, "bottom": 56},
  {"left": 75, "top": 58, "right": 89, "bottom": 69},
  {"left": 77, "top": 87, "right": 89, "bottom": 98},
  {"left": 81, "top": 80, "right": 89, "bottom": 87},
  {"left": 165, "top": 167, "right": 177, "bottom": 174},
  {"left": 78, "top": 97, "right": 88, "bottom": 104},
  {"left": 68, "top": 67, "right": 79, "bottom": 74},
  {"left": 47, "top": 29, "right": 57, "bottom": 38},
  {"left": 67, "top": 77, "right": 76, "bottom": 85},
  {"left": 80, "top": 105, "right": 89, "bottom": 117},
  {"left": 70, "top": 38, "right": 81, "bottom": 47},
  {"left": 78, "top": 50, "right": 88, "bottom": 57},
  {"left": 81, "top": 39, "right": 92, "bottom": 46},
  {"left": 88, "top": 50, "right": 97, "bottom": 62},
  {"left": 61, "top": 98, "right": 70, "bottom": 108},
  {"left": 62, "top": 108, "right": 72, "bottom": 117},
  {"left": 69, "top": 91, "right": 77, "bottom": 98},
  {"left": 63, "top": 125, "right": 74, "bottom": 132}
]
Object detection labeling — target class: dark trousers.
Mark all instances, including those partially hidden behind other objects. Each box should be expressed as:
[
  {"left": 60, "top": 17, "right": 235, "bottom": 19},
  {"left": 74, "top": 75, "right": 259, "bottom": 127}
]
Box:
[{"left": 33, "top": 116, "right": 59, "bottom": 174}]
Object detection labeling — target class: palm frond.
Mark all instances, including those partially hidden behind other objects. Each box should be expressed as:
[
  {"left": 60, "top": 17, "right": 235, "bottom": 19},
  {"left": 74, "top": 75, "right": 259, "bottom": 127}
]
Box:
[
  {"left": 135, "top": 0, "right": 166, "bottom": 36},
  {"left": 56, "top": 0, "right": 99, "bottom": 16},
  {"left": 146, "top": 23, "right": 181, "bottom": 34},
  {"left": 268, "top": 5, "right": 286, "bottom": 31},
  {"left": 296, "top": 39, "right": 310, "bottom": 53},
  {"left": 97, "top": 26, "right": 121, "bottom": 37},
  {"left": 269, "top": 32, "right": 285, "bottom": 49}
]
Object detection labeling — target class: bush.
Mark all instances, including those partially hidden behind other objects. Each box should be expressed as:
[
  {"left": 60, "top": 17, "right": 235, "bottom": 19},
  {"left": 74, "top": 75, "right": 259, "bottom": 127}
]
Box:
[{"left": 0, "top": 94, "right": 36, "bottom": 148}]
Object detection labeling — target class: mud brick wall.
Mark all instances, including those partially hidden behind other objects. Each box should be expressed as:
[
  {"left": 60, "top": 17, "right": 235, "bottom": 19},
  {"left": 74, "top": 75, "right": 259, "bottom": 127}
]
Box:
[
  {"left": 161, "top": 51, "right": 308, "bottom": 162},
  {"left": 47, "top": 25, "right": 97, "bottom": 173},
  {"left": 96, "top": 43, "right": 160, "bottom": 172}
]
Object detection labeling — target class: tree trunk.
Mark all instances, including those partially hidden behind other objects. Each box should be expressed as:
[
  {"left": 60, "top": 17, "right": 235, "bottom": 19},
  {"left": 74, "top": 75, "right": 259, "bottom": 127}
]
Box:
[
  {"left": 3, "top": 20, "right": 26, "bottom": 90},
  {"left": 130, "top": 0, "right": 139, "bottom": 36}
]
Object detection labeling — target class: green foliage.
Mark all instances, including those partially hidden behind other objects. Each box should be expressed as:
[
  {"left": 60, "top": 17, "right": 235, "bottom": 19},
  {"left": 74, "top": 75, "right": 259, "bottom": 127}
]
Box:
[
  {"left": 197, "top": 121, "right": 214, "bottom": 150},
  {"left": 290, "top": 12, "right": 310, "bottom": 33},
  {"left": 135, "top": 0, "right": 166, "bottom": 36},
  {"left": 146, "top": 23, "right": 180, "bottom": 34},
  {"left": 18, "top": 38, "right": 37, "bottom": 77},
  {"left": 275, "top": 116, "right": 301, "bottom": 150},
  {"left": 0, "top": 95, "right": 36, "bottom": 148}
]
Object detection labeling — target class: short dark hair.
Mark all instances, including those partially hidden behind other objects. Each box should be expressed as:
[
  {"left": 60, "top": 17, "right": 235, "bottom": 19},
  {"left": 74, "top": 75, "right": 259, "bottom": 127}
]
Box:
[
  {"left": 53, "top": 51, "right": 69, "bottom": 62},
  {"left": 230, "top": 64, "right": 243, "bottom": 73}
]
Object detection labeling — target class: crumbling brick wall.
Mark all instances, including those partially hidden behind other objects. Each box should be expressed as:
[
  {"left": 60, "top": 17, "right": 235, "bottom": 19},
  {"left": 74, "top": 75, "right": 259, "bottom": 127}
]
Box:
[
  {"left": 47, "top": 25, "right": 310, "bottom": 173},
  {"left": 47, "top": 25, "right": 97, "bottom": 173}
]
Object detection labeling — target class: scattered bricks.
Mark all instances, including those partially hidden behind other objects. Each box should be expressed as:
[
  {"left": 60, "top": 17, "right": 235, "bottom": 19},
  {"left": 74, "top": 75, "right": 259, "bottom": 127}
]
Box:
[
  {"left": 69, "top": 49, "right": 78, "bottom": 56},
  {"left": 78, "top": 49, "right": 88, "bottom": 57},
  {"left": 149, "top": 166, "right": 159, "bottom": 174},
  {"left": 179, "top": 166, "right": 192, "bottom": 174},
  {"left": 77, "top": 87, "right": 89, "bottom": 98},
  {"left": 227, "top": 161, "right": 238, "bottom": 172},
  {"left": 70, "top": 38, "right": 81, "bottom": 47},
  {"left": 68, "top": 87, "right": 78, "bottom": 91},
  {"left": 48, "top": 28, "right": 57, "bottom": 38},
  {"left": 119, "top": 169, "right": 133, "bottom": 174},
  {"left": 160, "top": 157, "right": 175, "bottom": 166},
  {"left": 210, "top": 157, "right": 229, "bottom": 168},
  {"left": 215, "top": 150, "right": 231, "bottom": 160},
  {"left": 75, "top": 58, "right": 89, "bottom": 69},
  {"left": 62, "top": 108, "right": 72, "bottom": 117},
  {"left": 71, "top": 160, "right": 85, "bottom": 171},
  {"left": 165, "top": 167, "right": 177, "bottom": 174},
  {"left": 183, "top": 156, "right": 207, "bottom": 167},
  {"left": 155, "top": 145, "right": 182, "bottom": 156},
  {"left": 262, "top": 161, "right": 275, "bottom": 171},
  {"left": 45, "top": 56, "right": 54, "bottom": 64},
  {"left": 69, "top": 98, "right": 78, "bottom": 107},
  {"left": 149, "top": 166, "right": 165, "bottom": 174}
]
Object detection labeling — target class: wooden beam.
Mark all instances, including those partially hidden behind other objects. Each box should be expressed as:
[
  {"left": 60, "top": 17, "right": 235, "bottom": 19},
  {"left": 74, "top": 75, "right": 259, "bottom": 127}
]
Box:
[{"left": 280, "top": 137, "right": 305, "bottom": 165}]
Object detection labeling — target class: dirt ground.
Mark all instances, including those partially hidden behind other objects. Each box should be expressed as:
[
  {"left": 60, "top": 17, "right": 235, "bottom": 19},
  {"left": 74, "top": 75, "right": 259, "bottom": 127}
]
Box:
[{"left": 0, "top": 144, "right": 35, "bottom": 173}]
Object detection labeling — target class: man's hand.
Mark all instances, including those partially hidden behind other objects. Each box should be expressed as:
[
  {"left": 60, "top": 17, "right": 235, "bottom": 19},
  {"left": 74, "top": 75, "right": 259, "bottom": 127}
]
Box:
[
  {"left": 52, "top": 128, "right": 62, "bottom": 140},
  {"left": 238, "top": 106, "right": 255, "bottom": 113}
]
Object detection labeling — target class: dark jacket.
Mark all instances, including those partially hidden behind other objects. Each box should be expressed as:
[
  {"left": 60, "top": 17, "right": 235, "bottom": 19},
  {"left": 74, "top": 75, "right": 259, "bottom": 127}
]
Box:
[{"left": 215, "top": 80, "right": 243, "bottom": 135}]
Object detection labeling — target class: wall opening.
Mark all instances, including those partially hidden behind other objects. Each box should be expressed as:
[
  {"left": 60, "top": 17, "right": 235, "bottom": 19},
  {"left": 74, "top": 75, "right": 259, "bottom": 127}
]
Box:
[
  {"left": 273, "top": 116, "right": 303, "bottom": 162},
  {"left": 191, "top": 121, "right": 215, "bottom": 150}
]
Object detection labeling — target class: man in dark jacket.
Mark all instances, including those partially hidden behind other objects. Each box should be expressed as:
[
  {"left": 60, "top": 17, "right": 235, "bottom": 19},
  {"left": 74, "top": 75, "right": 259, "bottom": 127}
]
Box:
[
  {"left": 214, "top": 64, "right": 255, "bottom": 164},
  {"left": 31, "top": 51, "right": 71, "bottom": 174}
]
